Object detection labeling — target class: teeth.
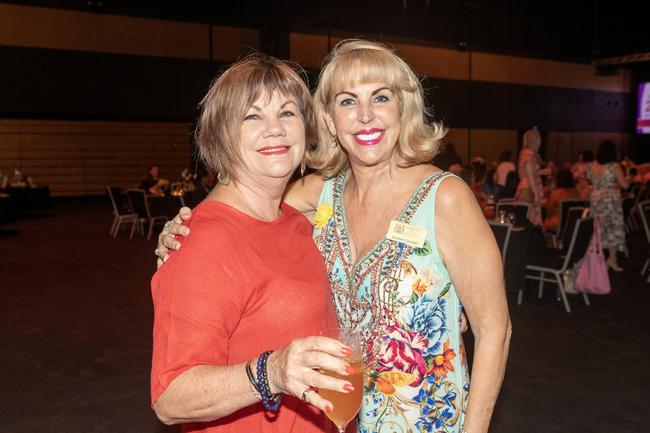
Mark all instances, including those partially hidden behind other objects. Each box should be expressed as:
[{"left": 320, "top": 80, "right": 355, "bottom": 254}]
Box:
[
  {"left": 356, "top": 131, "right": 381, "bottom": 141},
  {"left": 259, "top": 147, "right": 288, "bottom": 154}
]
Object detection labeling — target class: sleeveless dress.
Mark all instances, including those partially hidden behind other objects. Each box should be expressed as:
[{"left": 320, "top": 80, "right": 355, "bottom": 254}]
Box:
[
  {"left": 312, "top": 171, "right": 469, "bottom": 433},
  {"left": 589, "top": 163, "right": 626, "bottom": 252},
  {"left": 515, "top": 147, "right": 543, "bottom": 226}
]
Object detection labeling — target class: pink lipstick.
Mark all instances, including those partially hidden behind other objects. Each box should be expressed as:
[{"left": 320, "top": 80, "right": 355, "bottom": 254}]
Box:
[{"left": 353, "top": 128, "right": 384, "bottom": 146}]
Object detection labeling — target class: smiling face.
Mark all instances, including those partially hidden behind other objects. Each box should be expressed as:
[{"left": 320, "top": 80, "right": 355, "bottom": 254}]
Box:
[
  {"left": 325, "top": 81, "right": 401, "bottom": 168},
  {"left": 235, "top": 89, "right": 305, "bottom": 183}
]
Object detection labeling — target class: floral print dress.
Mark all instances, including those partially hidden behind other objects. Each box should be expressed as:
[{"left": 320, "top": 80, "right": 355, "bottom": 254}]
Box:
[
  {"left": 515, "top": 147, "right": 543, "bottom": 226},
  {"left": 313, "top": 171, "right": 469, "bottom": 433},
  {"left": 589, "top": 163, "right": 626, "bottom": 252}
]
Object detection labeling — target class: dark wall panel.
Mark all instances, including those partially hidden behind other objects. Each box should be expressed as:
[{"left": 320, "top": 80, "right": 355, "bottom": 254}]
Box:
[
  {"left": 0, "top": 46, "right": 631, "bottom": 133},
  {"left": 0, "top": 45, "right": 218, "bottom": 120},
  {"left": 423, "top": 77, "right": 631, "bottom": 133}
]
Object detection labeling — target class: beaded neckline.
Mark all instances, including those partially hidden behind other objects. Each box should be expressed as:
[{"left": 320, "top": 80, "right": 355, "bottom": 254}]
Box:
[{"left": 332, "top": 170, "right": 450, "bottom": 275}]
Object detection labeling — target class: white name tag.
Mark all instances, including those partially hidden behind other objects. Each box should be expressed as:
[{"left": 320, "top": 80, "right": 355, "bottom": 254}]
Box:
[{"left": 386, "top": 220, "right": 428, "bottom": 248}]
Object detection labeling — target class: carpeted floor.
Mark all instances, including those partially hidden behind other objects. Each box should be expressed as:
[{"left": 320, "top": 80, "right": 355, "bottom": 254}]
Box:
[{"left": 1, "top": 198, "right": 649, "bottom": 433}]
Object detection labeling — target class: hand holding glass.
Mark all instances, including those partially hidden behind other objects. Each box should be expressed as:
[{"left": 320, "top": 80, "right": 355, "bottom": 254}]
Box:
[{"left": 318, "top": 328, "right": 364, "bottom": 432}]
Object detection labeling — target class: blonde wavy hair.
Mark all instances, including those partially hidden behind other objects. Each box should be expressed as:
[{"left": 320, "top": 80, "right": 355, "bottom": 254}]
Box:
[{"left": 308, "top": 39, "right": 446, "bottom": 176}]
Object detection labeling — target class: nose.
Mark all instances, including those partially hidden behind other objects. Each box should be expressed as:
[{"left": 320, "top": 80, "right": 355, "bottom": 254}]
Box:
[
  {"left": 357, "top": 101, "right": 375, "bottom": 124},
  {"left": 263, "top": 115, "right": 286, "bottom": 137}
]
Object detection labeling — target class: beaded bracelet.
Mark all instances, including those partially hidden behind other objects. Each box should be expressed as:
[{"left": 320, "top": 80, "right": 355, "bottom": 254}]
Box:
[
  {"left": 256, "top": 351, "right": 282, "bottom": 412},
  {"left": 245, "top": 360, "right": 261, "bottom": 400}
]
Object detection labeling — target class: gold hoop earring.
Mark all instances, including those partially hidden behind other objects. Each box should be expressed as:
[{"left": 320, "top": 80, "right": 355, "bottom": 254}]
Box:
[{"left": 300, "top": 159, "right": 306, "bottom": 177}]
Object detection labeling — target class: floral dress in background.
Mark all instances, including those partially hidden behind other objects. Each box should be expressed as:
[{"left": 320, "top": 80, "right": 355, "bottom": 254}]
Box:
[
  {"left": 515, "top": 147, "right": 544, "bottom": 226},
  {"left": 313, "top": 171, "right": 469, "bottom": 433},
  {"left": 589, "top": 163, "right": 626, "bottom": 252}
]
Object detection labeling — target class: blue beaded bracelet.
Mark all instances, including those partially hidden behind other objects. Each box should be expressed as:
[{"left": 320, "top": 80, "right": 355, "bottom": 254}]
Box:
[{"left": 256, "top": 351, "right": 282, "bottom": 412}]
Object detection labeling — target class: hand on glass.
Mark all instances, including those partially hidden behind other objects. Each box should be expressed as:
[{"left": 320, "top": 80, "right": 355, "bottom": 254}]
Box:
[{"left": 268, "top": 336, "right": 357, "bottom": 415}]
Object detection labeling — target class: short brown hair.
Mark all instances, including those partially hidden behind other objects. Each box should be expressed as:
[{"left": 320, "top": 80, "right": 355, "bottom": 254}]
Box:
[
  {"left": 195, "top": 53, "right": 316, "bottom": 184},
  {"left": 309, "top": 39, "right": 446, "bottom": 176}
]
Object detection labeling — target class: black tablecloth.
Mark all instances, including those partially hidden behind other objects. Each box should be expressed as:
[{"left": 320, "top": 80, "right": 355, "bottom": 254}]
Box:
[
  {"left": 503, "top": 225, "right": 547, "bottom": 293},
  {"left": 148, "top": 195, "right": 184, "bottom": 219},
  {"left": 0, "top": 186, "right": 52, "bottom": 213},
  {"left": 0, "top": 195, "right": 16, "bottom": 225}
]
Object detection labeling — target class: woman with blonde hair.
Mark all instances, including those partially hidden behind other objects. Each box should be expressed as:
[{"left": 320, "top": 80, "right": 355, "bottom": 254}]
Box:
[{"left": 159, "top": 40, "right": 511, "bottom": 433}]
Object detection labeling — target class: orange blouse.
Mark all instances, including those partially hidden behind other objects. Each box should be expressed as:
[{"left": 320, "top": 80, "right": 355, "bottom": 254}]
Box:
[{"left": 151, "top": 200, "right": 337, "bottom": 433}]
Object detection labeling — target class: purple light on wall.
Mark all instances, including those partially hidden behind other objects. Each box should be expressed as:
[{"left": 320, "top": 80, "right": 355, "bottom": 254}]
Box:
[{"left": 638, "top": 82, "right": 650, "bottom": 134}]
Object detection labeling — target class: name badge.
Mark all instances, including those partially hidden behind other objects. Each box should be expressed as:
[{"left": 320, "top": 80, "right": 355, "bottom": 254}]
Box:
[{"left": 386, "top": 220, "right": 428, "bottom": 248}]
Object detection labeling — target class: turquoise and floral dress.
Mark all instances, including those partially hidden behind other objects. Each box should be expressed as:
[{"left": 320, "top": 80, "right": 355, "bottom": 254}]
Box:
[{"left": 313, "top": 171, "right": 469, "bottom": 433}]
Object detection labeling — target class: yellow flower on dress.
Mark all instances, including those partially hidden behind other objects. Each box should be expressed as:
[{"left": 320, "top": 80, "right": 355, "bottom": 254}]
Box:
[
  {"left": 411, "top": 267, "right": 435, "bottom": 296},
  {"left": 314, "top": 203, "right": 334, "bottom": 229},
  {"left": 411, "top": 275, "right": 431, "bottom": 296}
]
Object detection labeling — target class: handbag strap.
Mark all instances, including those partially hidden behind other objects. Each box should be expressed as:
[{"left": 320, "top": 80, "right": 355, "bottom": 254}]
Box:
[{"left": 592, "top": 219, "right": 603, "bottom": 254}]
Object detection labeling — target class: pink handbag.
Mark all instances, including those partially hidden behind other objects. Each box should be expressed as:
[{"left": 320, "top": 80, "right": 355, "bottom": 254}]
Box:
[{"left": 575, "top": 221, "right": 611, "bottom": 295}]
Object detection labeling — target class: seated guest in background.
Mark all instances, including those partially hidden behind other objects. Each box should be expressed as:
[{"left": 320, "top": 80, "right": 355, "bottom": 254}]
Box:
[
  {"left": 432, "top": 141, "right": 462, "bottom": 171},
  {"left": 151, "top": 54, "right": 350, "bottom": 432},
  {"left": 494, "top": 150, "right": 516, "bottom": 194},
  {"left": 471, "top": 154, "right": 486, "bottom": 170},
  {"left": 543, "top": 169, "right": 579, "bottom": 232},
  {"left": 498, "top": 170, "right": 519, "bottom": 200},
  {"left": 628, "top": 167, "right": 643, "bottom": 185},
  {"left": 197, "top": 169, "right": 216, "bottom": 192},
  {"left": 572, "top": 150, "right": 593, "bottom": 199},
  {"left": 140, "top": 166, "right": 169, "bottom": 196},
  {"left": 483, "top": 167, "right": 499, "bottom": 198}
]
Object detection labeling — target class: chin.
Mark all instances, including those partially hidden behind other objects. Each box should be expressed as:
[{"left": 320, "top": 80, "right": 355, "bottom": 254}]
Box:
[{"left": 263, "top": 164, "right": 299, "bottom": 179}]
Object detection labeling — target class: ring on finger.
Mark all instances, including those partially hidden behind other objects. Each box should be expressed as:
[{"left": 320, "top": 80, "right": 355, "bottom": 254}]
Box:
[{"left": 301, "top": 388, "right": 315, "bottom": 402}]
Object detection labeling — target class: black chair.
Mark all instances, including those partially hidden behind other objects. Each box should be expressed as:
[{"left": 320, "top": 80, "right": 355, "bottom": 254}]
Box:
[
  {"left": 126, "top": 189, "right": 168, "bottom": 240},
  {"left": 557, "top": 199, "right": 590, "bottom": 241},
  {"left": 523, "top": 216, "right": 594, "bottom": 313},
  {"left": 622, "top": 195, "right": 637, "bottom": 233},
  {"left": 638, "top": 200, "right": 650, "bottom": 282},
  {"left": 557, "top": 206, "right": 588, "bottom": 251},
  {"left": 488, "top": 221, "right": 513, "bottom": 265},
  {"left": 106, "top": 186, "right": 137, "bottom": 237}
]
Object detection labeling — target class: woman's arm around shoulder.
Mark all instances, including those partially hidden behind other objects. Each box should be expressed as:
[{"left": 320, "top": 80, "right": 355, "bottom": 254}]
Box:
[
  {"left": 434, "top": 176, "right": 512, "bottom": 433},
  {"left": 284, "top": 173, "right": 327, "bottom": 223}
]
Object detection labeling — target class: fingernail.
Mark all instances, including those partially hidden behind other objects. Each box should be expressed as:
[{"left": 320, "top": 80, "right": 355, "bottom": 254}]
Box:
[
  {"left": 340, "top": 346, "right": 352, "bottom": 356},
  {"left": 325, "top": 405, "right": 333, "bottom": 414},
  {"left": 182, "top": 228, "right": 190, "bottom": 236},
  {"left": 174, "top": 242, "right": 181, "bottom": 250},
  {"left": 345, "top": 365, "right": 356, "bottom": 375},
  {"left": 163, "top": 256, "right": 169, "bottom": 263},
  {"left": 343, "top": 384, "right": 355, "bottom": 393}
]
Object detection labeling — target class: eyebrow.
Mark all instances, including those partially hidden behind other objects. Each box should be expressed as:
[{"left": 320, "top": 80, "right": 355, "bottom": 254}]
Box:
[
  {"left": 334, "top": 87, "right": 391, "bottom": 99},
  {"left": 249, "top": 100, "right": 298, "bottom": 111}
]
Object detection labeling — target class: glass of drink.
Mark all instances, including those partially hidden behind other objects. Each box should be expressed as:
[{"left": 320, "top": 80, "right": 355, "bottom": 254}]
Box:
[{"left": 318, "top": 327, "right": 364, "bottom": 433}]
